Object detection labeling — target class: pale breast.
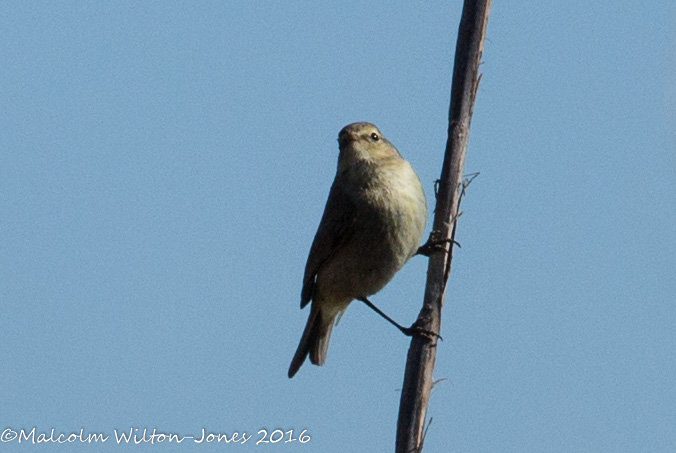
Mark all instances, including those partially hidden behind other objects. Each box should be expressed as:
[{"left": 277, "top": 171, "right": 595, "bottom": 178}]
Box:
[{"left": 316, "top": 159, "right": 427, "bottom": 301}]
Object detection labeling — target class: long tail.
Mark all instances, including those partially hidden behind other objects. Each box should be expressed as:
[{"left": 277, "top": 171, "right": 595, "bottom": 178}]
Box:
[{"left": 288, "top": 304, "right": 335, "bottom": 378}]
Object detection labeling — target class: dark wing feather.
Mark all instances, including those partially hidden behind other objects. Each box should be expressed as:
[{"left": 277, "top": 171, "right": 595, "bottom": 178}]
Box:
[{"left": 300, "top": 177, "right": 356, "bottom": 308}]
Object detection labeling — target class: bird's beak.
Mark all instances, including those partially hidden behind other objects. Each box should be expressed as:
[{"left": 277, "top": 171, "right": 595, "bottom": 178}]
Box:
[{"left": 338, "top": 132, "right": 359, "bottom": 147}]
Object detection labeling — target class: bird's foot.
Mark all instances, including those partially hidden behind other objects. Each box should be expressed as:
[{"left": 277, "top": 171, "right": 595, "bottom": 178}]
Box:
[
  {"left": 400, "top": 320, "right": 443, "bottom": 342},
  {"left": 416, "top": 233, "right": 460, "bottom": 257}
]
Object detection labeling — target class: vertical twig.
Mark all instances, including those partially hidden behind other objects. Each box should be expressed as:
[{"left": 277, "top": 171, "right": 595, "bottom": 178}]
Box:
[{"left": 395, "top": 1, "right": 491, "bottom": 452}]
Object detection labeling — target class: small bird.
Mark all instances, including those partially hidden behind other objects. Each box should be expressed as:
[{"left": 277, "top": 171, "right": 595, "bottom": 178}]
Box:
[{"left": 288, "top": 122, "right": 427, "bottom": 378}]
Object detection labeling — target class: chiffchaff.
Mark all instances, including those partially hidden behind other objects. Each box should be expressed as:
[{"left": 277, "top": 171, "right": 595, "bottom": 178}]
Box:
[{"left": 288, "top": 122, "right": 427, "bottom": 378}]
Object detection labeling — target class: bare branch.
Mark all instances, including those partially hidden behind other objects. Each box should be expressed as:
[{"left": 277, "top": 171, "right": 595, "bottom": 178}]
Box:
[{"left": 395, "top": 1, "right": 491, "bottom": 452}]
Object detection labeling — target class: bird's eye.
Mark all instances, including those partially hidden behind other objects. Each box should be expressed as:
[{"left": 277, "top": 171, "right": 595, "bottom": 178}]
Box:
[{"left": 370, "top": 132, "right": 380, "bottom": 141}]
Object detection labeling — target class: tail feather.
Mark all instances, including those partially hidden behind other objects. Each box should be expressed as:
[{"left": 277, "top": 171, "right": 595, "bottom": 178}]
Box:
[{"left": 288, "top": 305, "right": 334, "bottom": 378}]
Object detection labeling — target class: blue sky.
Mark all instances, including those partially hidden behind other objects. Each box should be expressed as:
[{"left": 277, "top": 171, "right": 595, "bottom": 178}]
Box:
[{"left": 1, "top": 1, "right": 674, "bottom": 452}]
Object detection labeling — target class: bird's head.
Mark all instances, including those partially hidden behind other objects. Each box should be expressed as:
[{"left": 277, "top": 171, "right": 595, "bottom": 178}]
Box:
[{"left": 337, "top": 122, "right": 402, "bottom": 167}]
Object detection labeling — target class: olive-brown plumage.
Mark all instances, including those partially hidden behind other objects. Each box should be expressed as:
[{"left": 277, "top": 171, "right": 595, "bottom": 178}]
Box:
[{"left": 288, "top": 122, "right": 427, "bottom": 378}]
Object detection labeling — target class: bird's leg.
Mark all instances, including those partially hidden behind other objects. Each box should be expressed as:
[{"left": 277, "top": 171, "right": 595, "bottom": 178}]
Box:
[
  {"left": 358, "top": 297, "right": 408, "bottom": 334},
  {"left": 357, "top": 297, "right": 443, "bottom": 341},
  {"left": 416, "top": 230, "right": 461, "bottom": 257}
]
